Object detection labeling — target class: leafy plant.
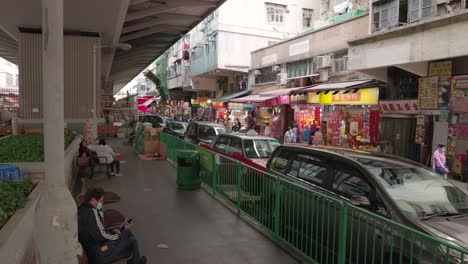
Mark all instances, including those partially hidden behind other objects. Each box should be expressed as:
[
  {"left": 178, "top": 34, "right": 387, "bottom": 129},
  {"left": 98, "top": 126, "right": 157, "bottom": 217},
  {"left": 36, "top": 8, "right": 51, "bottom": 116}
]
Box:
[
  {"left": 0, "top": 129, "right": 77, "bottom": 163},
  {"left": 0, "top": 179, "right": 33, "bottom": 221}
]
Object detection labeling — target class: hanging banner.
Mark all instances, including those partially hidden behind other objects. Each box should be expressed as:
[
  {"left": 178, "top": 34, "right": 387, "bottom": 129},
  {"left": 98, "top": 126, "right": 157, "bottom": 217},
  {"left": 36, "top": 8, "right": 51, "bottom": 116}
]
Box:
[
  {"left": 429, "top": 61, "right": 452, "bottom": 77},
  {"left": 418, "top": 77, "right": 439, "bottom": 109},
  {"left": 380, "top": 99, "right": 420, "bottom": 114}
]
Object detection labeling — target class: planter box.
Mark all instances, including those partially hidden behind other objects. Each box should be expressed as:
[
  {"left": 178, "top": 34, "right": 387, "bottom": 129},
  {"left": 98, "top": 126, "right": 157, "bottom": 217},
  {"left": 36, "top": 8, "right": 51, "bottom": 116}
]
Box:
[{"left": 0, "top": 182, "right": 43, "bottom": 263}]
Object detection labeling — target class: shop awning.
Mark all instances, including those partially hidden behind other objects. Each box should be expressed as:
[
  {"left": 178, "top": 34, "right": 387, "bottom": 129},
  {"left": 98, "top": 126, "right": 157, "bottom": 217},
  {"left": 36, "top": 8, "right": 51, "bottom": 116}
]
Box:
[
  {"left": 303, "top": 80, "right": 373, "bottom": 92},
  {"left": 259, "top": 86, "right": 314, "bottom": 97},
  {"left": 212, "top": 90, "right": 250, "bottom": 102},
  {"left": 229, "top": 94, "right": 276, "bottom": 103}
]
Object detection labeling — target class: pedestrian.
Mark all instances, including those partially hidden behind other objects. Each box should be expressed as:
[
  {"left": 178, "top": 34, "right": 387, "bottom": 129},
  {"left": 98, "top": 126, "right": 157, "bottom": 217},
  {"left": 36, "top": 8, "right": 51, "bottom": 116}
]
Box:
[
  {"left": 312, "top": 127, "right": 324, "bottom": 146},
  {"left": 88, "top": 139, "right": 121, "bottom": 176},
  {"left": 295, "top": 125, "right": 301, "bottom": 143},
  {"left": 284, "top": 127, "right": 293, "bottom": 143},
  {"left": 234, "top": 118, "right": 241, "bottom": 132},
  {"left": 226, "top": 118, "right": 233, "bottom": 133},
  {"left": 302, "top": 125, "right": 311, "bottom": 144},
  {"left": 433, "top": 144, "right": 449, "bottom": 179},
  {"left": 78, "top": 187, "right": 147, "bottom": 264},
  {"left": 264, "top": 122, "right": 272, "bottom": 137}
]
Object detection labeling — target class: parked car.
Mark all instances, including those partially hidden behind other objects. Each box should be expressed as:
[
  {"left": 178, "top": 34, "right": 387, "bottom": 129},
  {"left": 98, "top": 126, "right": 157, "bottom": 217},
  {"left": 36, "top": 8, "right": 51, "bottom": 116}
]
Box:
[
  {"left": 184, "top": 121, "right": 227, "bottom": 144},
  {"left": 139, "top": 115, "right": 171, "bottom": 128},
  {"left": 164, "top": 121, "right": 187, "bottom": 138},
  {"left": 200, "top": 131, "right": 280, "bottom": 171},
  {"left": 266, "top": 145, "right": 468, "bottom": 263}
]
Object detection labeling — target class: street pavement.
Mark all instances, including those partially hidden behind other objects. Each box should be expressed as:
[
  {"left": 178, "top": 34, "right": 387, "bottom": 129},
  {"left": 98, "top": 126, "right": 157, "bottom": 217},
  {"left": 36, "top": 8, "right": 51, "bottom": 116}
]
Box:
[{"left": 91, "top": 139, "right": 298, "bottom": 264}]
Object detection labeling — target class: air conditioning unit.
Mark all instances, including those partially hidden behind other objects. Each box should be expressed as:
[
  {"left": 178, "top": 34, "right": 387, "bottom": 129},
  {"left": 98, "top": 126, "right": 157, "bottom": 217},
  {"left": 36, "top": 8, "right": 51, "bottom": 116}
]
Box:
[
  {"left": 317, "top": 55, "right": 332, "bottom": 68},
  {"left": 272, "top": 65, "right": 280, "bottom": 71},
  {"left": 319, "top": 69, "right": 329, "bottom": 82},
  {"left": 276, "top": 73, "right": 287, "bottom": 84},
  {"left": 253, "top": 70, "right": 261, "bottom": 75}
]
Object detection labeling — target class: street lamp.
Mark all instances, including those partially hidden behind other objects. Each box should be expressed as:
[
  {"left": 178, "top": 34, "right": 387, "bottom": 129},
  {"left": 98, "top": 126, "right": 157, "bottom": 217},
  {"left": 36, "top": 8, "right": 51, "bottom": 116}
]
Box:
[{"left": 92, "top": 43, "right": 132, "bottom": 139}]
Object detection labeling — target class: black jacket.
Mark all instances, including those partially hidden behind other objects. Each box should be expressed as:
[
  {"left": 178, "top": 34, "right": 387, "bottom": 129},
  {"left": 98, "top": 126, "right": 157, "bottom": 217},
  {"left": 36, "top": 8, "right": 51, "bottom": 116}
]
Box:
[{"left": 78, "top": 203, "right": 119, "bottom": 252}]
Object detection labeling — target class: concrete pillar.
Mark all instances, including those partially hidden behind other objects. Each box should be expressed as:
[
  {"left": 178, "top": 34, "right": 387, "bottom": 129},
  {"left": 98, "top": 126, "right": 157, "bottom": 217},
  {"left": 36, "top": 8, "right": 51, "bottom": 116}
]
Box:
[{"left": 35, "top": 0, "right": 81, "bottom": 263}]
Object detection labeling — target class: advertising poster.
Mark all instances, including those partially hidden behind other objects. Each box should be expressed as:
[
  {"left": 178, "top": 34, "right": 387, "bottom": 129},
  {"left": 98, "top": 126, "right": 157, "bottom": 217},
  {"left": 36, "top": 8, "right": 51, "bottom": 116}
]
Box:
[
  {"left": 450, "top": 78, "right": 468, "bottom": 113},
  {"left": 419, "top": 77, "right": 439, "bottom": 109},
  {"left": 429, "top": 61, "right": 452, "bottom": 77},
  {"left": 438, "top": 77, "right": 451, "bottom": 110}
]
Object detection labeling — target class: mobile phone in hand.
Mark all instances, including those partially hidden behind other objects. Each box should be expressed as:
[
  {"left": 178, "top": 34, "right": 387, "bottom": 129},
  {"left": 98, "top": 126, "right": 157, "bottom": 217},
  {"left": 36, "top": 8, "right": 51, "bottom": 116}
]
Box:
[{"left": 120, "top": 218, "right": 132, "bottom": 231}]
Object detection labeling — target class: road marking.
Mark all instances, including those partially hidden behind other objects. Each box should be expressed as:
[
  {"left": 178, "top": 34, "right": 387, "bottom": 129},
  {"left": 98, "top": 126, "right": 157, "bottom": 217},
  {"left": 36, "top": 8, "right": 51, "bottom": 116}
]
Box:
[{"left": 144, "top": 188, "right": 152, "bottom": 191}]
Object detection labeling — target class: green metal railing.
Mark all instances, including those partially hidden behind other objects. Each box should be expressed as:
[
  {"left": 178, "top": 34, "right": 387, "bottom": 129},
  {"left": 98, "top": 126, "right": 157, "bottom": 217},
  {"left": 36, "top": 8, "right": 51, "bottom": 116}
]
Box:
[{"left": 162, "top": 133, "right": 468, "bottom": 264}]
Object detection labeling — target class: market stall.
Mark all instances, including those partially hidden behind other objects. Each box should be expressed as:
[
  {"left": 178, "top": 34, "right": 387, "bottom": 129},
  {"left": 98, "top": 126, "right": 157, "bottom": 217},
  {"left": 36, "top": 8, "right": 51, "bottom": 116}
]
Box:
[{"left": 301, "top": 81, "right": 381, "bottom": 150}]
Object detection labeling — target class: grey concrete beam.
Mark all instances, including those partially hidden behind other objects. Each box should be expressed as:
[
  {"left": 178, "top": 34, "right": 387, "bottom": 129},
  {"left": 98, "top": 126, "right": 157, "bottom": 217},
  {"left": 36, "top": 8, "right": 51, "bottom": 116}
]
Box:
[
  {"left": 125, "top": 0, "right": 214, "bottom": 22},
  {"left": 120, "top": 25, "right": 188, "bottom": 42}
]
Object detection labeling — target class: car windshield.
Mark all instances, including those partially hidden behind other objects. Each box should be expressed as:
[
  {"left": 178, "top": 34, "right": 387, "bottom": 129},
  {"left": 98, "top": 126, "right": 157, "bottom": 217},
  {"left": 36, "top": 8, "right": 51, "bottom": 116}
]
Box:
[
  {"left": 172, "top": 123, "right": 186, "bottom": 130},
  {"left": 215, "top": 127, "right": 226, "bottom": 134},
  {"left": 199, "top": 126, "right": 218, "bottom": 141},
  {"left": 365, "top": 162, "right": 468, "bottom": 218},
  {"left": 244, "top": 139, "right": 280, "bottom": 159}
]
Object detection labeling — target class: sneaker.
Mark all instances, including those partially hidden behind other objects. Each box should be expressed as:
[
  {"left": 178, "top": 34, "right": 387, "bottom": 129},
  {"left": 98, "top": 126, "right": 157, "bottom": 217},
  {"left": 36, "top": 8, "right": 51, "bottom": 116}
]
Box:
[
  {"left": 139, "top": 256, "right": 147, "bottom": 264},
  {"left": 115, "top": 173, "right": 123, "bottom": 177}
]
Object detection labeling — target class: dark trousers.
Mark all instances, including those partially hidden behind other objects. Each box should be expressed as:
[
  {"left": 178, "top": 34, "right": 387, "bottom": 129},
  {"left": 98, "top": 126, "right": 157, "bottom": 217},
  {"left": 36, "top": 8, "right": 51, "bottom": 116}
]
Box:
[
  {"left": 110, "top": 159, "right": 120, "bottom": 173},
  {"left": 89, "top": 229, "right": 141, "bottom": 264}
]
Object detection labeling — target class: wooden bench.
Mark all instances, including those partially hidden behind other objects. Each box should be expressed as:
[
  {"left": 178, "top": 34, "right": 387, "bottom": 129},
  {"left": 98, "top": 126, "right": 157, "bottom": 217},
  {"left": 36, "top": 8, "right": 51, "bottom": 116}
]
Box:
[{"left": 81, "top": 178, "right": 121, "bottom": 204}]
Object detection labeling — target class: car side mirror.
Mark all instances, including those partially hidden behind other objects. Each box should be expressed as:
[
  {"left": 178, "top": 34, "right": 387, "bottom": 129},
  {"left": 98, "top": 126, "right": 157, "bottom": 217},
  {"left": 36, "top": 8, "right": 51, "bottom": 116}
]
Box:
[
  {"left": 232, "top": 152, "right": 244, "bottom": 159},
  {"left": 350, "top": 196, "right": 371, "bottom": 207}
]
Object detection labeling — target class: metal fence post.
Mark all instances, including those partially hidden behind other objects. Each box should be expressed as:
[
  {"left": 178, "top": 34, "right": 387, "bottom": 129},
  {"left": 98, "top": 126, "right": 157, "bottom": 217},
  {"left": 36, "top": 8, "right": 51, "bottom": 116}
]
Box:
[
  {"left": 337, "top": 203, "right": 348, "bottom": 264},
  {"left": 212, "top": 152, "right": 217, "bottom": 196},
  {"left": 274, "top": 177, "right": 281, "bottom": 241},
  {"left": 236, "top": 162, "right": 242, "bottom": 215}
]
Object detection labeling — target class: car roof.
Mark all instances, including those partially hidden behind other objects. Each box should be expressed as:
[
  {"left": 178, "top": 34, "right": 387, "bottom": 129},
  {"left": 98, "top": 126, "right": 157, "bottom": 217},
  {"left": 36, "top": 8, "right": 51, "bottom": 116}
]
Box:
[
  {"left": 189, "top": 121, "right": 225, "bottom": 127},
  {"left": 220, "top": 133, "right": 278, "bottom": 141},
  {"left": 280, "top": 144, "right": 423, "bottom": 169},
  {"left": 168, "top": 121, "right": 188, "bottom": 124}
]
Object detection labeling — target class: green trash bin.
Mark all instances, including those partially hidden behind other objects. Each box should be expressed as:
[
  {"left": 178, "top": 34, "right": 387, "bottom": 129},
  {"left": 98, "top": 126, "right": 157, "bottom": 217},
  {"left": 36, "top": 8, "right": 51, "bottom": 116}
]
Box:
[{"left": 176, "top": 150, "right": 201, "bottom": 190}]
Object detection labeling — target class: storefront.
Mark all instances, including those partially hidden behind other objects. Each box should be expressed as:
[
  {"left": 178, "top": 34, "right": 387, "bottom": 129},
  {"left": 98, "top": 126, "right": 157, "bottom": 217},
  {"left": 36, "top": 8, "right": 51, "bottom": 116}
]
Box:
[
  {"left": 191, "top": 97, "right": 214, "bottom": 121},
  {"left": 300, "top": 81, "right": 381, "bottom": 150}
]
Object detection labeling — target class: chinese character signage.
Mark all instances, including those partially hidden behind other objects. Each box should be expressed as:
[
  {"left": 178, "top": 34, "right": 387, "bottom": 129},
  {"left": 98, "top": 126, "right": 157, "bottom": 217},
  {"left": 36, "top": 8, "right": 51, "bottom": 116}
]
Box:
[
  {"left": 320, "top": 88, "right": 379, "bottom": 105},
  {"left": 228, "top": 103, "right": 244, "bottom": 110},
  {"left": 332, "top": 93, "right": 361, "bottom": 103},
  {"left": 379, "top": 99, "right": 420, "bottom": 114},
  {"left": 212, "top": 102, "right": 225, "bottom": 108},
  {"left": 306, "top": 92, "right": 320, "bottom": 104},
  {"left": 429, "top": 61, "right": 452, "bottom": 77},
  {"left": 451, "top": 78, "right": 468, "bottom": 113},
  {"left": 418, "top": 77, "right": 439, "bottom": 109}
]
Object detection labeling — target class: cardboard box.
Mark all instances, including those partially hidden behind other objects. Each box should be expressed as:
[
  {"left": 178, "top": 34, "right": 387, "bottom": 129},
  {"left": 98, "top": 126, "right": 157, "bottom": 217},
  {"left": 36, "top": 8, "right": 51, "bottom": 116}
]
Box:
[{"left": 143, "top": 141, "right": 160, "bottom": 154}]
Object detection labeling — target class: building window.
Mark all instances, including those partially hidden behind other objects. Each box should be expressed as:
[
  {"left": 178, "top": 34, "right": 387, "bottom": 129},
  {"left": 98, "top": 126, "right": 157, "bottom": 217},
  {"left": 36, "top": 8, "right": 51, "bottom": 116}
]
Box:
[
  {"left": 5, "top": 73, "right": 13, "bottom": 86},
  {"left": 410, "top": 0, "right": 432, "bottom": 22},
  {"left": 266, "top": 3, "right": 286, "bottom": 24},
  {"left": 334, "top": 56, "right": 348, "bottom": 73},
  {"left": 255, "top": 67, "right": 277, "bottom": 84},
  {"left": 303, "top": 9, "right": 314, "bottom": 27},
  {"left": 372, "top": 0, "right": 401, "bottom": 32},
  {"left": 287, "top": 59, "right": 311, "bottom": 78}
]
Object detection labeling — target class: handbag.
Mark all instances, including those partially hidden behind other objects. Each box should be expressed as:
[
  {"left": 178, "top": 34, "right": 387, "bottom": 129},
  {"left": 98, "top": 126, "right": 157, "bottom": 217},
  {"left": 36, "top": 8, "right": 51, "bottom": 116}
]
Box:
[
  {"left": 435, "top": 165, "right": 446, "bottom": 175},
  {"left": 77, "top": 156, "right": 89, "bottom": 167}
]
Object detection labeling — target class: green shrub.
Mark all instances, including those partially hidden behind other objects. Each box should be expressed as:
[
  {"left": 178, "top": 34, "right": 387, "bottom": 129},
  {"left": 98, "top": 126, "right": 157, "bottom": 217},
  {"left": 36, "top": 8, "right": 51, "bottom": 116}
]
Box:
[
  {"left": 0, "top": 179, "right": 33, "bottom": 221},
  {"left": 0, "top": 129, "right": 77, "bottom": 163}
]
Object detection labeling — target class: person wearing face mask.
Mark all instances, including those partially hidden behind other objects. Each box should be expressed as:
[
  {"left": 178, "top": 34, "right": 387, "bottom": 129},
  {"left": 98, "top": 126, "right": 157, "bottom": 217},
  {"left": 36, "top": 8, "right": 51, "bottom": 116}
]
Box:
[
  {"left": 433, "top": 144, "right": 449, "bottom": 179},
  {"left": 78, "top": 187, "right": 147, "bottom": 264}
]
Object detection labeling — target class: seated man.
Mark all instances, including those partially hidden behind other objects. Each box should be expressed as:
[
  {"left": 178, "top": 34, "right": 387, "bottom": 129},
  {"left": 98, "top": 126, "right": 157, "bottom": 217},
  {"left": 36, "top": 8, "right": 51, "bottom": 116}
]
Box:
[
  {"left": 88, "top": 139, "right": 121, "bottom": 176},
  {"left": 78, "top": 187, "right": 147, "bottom": 264}
]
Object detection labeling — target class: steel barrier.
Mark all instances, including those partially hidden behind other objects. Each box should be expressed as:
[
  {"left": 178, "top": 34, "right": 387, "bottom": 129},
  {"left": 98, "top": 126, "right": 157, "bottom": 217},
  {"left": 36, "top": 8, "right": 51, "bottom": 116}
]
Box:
[{"left": 161, "top": 133, "right": 468, "bottom": 264}]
